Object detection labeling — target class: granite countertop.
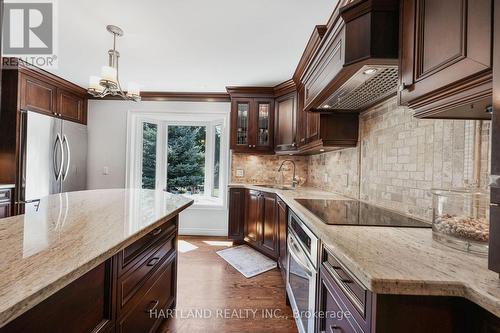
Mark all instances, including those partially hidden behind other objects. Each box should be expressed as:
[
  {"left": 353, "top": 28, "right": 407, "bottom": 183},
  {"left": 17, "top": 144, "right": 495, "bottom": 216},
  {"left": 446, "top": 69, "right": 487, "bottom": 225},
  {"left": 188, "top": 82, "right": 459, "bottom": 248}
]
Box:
[
  {"left": 0, "top": 189, "right": 193, "bottom": 327},
  {"left": 229, "top": 184, "right": 500, "bottom": 318},
  {"left": 0, "top": 184, "right": 15, "bottom": 190}
]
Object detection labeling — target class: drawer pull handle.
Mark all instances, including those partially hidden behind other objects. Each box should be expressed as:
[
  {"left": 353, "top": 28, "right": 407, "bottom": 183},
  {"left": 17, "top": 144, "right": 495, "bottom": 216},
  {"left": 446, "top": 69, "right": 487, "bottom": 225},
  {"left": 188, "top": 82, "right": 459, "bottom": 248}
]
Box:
[
  {"left": 147, "top": 257, "right": 160, "bottom": 266},
  {"left": 151, "top": 228, "right": 162, "bottom": 236},
  {"left": 341, "top": 278, "right": 353, "bottom": 284},
  {"left": 144, "top": 300, "right": 159, "bottom": 313}
]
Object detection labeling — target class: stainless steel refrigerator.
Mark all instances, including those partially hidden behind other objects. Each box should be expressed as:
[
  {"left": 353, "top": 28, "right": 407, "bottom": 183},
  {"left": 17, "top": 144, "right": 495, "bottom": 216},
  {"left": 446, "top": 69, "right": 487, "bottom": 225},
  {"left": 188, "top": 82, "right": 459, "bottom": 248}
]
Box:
[{"left": 16, "top": 110, "right": 87, "bottom": 213}]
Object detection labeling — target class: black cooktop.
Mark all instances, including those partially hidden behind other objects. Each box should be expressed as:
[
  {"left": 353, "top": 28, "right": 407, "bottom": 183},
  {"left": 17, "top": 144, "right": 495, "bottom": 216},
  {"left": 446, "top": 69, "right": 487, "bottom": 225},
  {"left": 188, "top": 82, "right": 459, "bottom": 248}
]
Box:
[{"left": 295, "top": 199, "right": 431, "bottom": 228}]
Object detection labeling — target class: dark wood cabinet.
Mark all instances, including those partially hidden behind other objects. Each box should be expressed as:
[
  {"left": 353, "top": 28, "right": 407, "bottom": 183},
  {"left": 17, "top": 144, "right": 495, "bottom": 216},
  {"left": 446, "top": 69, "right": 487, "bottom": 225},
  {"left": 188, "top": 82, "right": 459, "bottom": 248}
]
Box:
[
  {"left": 245, "top": 190, "right": 260, "bottom": 245},
  {"left": 0, "top": 188, "right": 12, "bottom": 219},
  {"left": 318, "top": 243, "right": 500, "bottom": 333},
  {"left": 57, "top": 88, "right": 87, "bottom": 123},
  {"left": 275, "top": 92, "right": 298, "bottom": 153},
  {"left": 399, "top": 0, "right": 493, "bottom": 119},
  {"left": 277, "top": 197, "right": 288, "bottom": 283},
  {"left": 20, "top": 73, "right": 57, "bottom": 116},
  {"left": 299, "top": 113, "right": 359, "bottom": 154},
  {"left": 260, "top": 192, "right": 278, "bottom": 257},
  {"left": 238, "top": 189, "right": 280, "bottom": 260},
  {"left": 228, "top": 188, "right": 246, "bottom": 242},
  {"left": 1, "top": 216, "right": 179, "bottom": 333},
  {"left": 2, "top": 260, "right": 115, "bottom": 333},
  {"left": 229, "top": 94, "right": 275, "bottom": 154}
]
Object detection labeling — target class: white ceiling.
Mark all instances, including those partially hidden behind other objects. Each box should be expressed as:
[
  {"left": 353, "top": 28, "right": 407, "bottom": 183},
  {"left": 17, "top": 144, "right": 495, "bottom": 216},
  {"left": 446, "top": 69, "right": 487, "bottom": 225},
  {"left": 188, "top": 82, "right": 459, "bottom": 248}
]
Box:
[{"left": 51, "top": 0, "right": 337, "bottom": 92}]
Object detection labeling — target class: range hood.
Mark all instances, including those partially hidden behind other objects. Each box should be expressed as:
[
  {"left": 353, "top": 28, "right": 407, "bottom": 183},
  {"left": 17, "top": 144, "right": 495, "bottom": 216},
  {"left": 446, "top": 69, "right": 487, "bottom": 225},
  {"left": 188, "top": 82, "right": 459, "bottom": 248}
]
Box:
[{"left": 302, "top": 0, "right": 400, "bottom": 112}]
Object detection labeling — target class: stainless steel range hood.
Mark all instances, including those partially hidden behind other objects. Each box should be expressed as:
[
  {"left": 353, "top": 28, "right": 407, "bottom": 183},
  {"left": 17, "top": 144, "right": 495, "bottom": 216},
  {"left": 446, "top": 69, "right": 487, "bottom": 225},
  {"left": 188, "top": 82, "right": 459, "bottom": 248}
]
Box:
[
  {"left": 321, "top": 65, "right": 399, "bottom": 111},
  {"left": 302, "top": 0, "right": 400, "bottom": 113}
]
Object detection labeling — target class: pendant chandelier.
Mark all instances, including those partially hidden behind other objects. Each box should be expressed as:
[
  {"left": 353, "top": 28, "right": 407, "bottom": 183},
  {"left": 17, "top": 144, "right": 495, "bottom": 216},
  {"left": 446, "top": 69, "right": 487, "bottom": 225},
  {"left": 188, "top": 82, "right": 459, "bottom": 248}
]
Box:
[{"left": 88, "top": 25, "right": 141, "bottom": 102}]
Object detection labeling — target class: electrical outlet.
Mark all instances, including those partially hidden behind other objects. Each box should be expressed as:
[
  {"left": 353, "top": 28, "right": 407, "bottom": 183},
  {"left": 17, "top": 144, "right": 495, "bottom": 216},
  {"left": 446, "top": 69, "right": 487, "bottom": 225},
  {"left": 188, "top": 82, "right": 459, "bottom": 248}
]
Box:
[
  {"left": 103, "top": 167, "right": 110, "bottom": 175},
  {"left": 236, "top": 169, "right": 244, "bottom": 177},
  {"left": 324, "top": 173, "right": 328, "bottom": 183}
]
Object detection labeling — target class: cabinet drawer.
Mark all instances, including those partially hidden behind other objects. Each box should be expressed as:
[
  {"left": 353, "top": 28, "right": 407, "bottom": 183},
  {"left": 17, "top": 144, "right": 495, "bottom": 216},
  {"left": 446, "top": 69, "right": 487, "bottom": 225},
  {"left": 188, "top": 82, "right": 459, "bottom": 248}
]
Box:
[
  {"left": 117, "top": 254, "right": 176, "bottom": 333},
  {"left": 318, "top": 271, "right": 359, "bottom": 333},
  {"left": 322, "top": 247, "right": 367, "bottom": 317},
  {"left": 119, "top": 218, "right": 177, "bottom": 275},
  {"left": 118, "top": 233, "right": 176, "bottom": 310},
  {"left": 0, "top": 189, "right": 12, "bottom": 202}
]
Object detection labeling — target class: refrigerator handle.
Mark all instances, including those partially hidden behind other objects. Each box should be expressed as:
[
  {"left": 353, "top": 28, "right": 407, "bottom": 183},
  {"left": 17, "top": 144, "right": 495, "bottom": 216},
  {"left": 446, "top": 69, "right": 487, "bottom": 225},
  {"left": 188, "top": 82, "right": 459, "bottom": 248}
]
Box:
[
  {"left": 62, "top": 135, "right": 71, "bottom": 181},
  {"left": 53, "top": 134, "right": 64, "bottom": 181}
]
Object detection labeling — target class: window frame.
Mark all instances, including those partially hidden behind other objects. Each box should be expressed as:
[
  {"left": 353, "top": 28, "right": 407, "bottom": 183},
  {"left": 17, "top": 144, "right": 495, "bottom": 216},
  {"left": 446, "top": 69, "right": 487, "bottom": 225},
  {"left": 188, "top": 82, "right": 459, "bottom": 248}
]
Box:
[{"left": 127, "top": 111, "right": 229, "bottom": 210}]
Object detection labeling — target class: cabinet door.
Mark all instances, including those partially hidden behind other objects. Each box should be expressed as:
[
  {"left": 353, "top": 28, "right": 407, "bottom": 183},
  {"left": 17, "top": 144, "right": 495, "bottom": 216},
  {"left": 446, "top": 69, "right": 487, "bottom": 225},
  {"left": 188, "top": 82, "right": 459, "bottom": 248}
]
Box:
[
  {"left": 58, "top": 89, "right": 86, "bottom": 124},
  {"left": 245, "top": 190, "right": 260, "bottom": 245},
  {"left": 296, "top": 86, "right": 307, "bottom": 147},
  {"left": 277, "top": 198, "right": 288, "bottom": 282},
  {"left": 260, "top": 192, "right": 278, "bottom": 258},
  {"left": 275, "top": 93, "right": 297, "bottom": 152},
  {"left": 228, "top": 188, "right": 245, "bottom": 241},
  {"left": 306, "top": 111, "right": 319, "bottom": 143},
  {"left": 230, "top": 98, "right": 252, "bottom": 151},
  {"left": 254, "top": 99, "right": 274, "bottom": 152},
  {"left": 399, "top": 0, "right": 492, "bottom": 105},
  {"left": 20, "top": 73, "right": 57, "bottom": 116}
]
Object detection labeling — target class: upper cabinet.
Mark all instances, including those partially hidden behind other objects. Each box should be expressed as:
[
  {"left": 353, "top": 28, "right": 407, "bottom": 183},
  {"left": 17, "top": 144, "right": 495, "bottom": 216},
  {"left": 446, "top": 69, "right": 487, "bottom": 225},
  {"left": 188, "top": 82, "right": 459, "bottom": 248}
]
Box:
[
  {"left": 275, "top": 92, "right": 298, "bottom": 153},
  {"left": 301, "top": 0, "right": 400, "bottom": 113},
  {"left": 228, "top": 87, "right": 275, "bottom": 154},
  {"left": 399, "top": 0, "right": 493, "bottom": 119},
  {"left": 13, "top": 59, "right": 88, "bottom": 124}
]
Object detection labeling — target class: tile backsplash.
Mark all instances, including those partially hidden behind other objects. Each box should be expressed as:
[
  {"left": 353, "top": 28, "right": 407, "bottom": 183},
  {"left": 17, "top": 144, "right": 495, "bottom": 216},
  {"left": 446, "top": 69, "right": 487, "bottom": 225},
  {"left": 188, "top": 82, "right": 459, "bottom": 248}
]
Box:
[
  {"left": 309, "top": 98, "right": 491, "bottom": 221},
  {"left": 230, "top": 97, "right": 491, "bottom": 222},
  {"left": 231, "top": 154, "right": 308, "bottom": 186}
]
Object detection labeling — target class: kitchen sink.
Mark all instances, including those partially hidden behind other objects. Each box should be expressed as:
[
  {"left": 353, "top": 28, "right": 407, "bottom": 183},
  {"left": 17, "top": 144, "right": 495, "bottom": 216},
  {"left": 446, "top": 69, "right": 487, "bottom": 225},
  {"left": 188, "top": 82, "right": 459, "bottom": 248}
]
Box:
[{"left": 254, "top": 184, "right": 295, "bottom": 190}]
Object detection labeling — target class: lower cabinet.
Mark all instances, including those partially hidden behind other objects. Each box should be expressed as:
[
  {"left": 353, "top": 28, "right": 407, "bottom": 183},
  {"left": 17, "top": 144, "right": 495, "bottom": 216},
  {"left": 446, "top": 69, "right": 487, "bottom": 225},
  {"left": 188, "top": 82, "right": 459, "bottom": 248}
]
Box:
[
  {"left": 228, "top": 188, "right": 283, "bottom": 261},
  {"left": 244, "top": 190, "right": 279, "bottom": 260},
  {"left": 1, "top": 216, "right": 179, "bottom": 333},
  {"left": 317, "top": 244, "right": 500, "bottom": 333},
  {"left": 228, "top": 188, "right": 246, "bottom": 242},
  {"left": 277, "top": 197, "right": 288, "bottom": 283}
]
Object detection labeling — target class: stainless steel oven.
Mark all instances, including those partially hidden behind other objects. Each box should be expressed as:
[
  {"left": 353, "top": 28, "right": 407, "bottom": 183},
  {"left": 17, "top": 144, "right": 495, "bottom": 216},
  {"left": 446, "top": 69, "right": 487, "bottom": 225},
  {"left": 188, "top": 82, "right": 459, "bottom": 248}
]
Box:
[{"left": 286, "top": 211, "right": 319, "bottom": 333}]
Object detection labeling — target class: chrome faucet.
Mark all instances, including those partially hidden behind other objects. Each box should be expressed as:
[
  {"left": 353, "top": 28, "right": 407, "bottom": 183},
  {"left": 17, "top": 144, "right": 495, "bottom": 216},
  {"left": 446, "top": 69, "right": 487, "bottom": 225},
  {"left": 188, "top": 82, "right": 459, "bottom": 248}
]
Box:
[{"left": 278, "top": 160, "right": 298, "bottom": 188}]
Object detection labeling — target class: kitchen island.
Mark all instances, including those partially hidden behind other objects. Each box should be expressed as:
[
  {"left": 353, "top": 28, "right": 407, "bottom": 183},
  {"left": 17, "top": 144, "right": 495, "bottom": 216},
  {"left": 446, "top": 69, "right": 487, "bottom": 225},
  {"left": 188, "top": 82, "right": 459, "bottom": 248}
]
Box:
[{"left": 0, "top": 189, "right": 193, "bottom": 332}]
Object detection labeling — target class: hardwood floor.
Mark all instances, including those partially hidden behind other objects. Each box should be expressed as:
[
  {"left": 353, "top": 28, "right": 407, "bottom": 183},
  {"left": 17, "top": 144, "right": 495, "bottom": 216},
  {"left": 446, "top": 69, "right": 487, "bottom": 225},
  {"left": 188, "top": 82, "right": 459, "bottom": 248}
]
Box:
[{"left": 159, "top": 236, "right": 298, "bottom": 333}]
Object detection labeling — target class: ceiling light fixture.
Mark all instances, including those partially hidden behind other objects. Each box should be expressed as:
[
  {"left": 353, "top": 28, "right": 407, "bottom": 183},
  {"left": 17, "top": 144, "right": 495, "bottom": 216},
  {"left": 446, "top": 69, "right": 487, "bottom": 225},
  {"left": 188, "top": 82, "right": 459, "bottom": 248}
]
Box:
[{"left": 88, "top": 25, "right": 141, "bottom": 102}]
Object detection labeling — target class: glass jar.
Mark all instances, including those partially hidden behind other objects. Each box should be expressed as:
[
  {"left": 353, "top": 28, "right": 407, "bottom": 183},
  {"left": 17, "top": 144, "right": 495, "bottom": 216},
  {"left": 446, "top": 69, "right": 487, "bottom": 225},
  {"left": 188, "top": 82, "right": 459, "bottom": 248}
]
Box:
[{"left": 431, "top": 188, "right": 489, "bottom": 255}]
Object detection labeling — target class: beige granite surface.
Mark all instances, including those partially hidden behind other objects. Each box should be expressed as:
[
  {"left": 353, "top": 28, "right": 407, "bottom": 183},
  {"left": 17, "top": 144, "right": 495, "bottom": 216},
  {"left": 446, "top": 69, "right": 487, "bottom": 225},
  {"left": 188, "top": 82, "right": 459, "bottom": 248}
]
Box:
[
  {"left": 0, "top": 189, "right": 193, "bottom": 327},
  {"left": 229, "top": 184, "right": 500, "bottom": 318}
]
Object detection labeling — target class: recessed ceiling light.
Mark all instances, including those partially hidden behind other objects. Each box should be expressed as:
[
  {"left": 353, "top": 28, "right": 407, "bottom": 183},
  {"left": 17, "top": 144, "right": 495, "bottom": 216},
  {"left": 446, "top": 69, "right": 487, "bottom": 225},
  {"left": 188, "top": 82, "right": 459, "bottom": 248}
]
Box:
[
  {"left": 363, "top": 68, "right": 378, "bottom": 75},
  {"left": 319, "top": 149, "right": 325, "bottom": 152},
  {"left": 322, "top": 105, "right": 330, "bottom": 109}
]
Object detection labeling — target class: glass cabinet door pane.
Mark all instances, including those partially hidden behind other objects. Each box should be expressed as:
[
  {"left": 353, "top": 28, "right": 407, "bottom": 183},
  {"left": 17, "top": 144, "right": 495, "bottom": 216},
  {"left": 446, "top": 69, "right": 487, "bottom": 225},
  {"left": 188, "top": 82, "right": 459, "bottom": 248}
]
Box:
[
  {"left": 236, "top": 103, "right": 249, "bottom": 145},
  {"left": 257, "top": 103, "right": 270, "bottom": 146}
]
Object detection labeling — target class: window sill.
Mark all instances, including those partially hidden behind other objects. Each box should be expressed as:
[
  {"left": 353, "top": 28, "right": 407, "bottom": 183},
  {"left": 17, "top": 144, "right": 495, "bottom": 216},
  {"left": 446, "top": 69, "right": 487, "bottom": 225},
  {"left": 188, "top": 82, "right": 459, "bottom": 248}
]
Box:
[{"left": 180, "top": 194, "right": 225, "bottom": 210}]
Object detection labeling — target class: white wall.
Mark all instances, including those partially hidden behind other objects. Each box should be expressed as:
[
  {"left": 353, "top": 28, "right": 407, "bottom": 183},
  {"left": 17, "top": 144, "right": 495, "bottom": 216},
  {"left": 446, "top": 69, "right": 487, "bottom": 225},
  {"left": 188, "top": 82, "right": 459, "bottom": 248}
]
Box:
[{"left": 87, "top": 99, "right": 231, "bottom": 236}]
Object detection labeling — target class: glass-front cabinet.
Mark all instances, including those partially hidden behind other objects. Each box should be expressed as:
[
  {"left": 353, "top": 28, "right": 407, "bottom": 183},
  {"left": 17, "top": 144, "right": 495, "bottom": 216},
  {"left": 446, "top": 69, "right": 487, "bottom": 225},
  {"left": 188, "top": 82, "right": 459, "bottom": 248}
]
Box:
[{"left": 230, "top": 97, "right": 274, "bottom": 153}]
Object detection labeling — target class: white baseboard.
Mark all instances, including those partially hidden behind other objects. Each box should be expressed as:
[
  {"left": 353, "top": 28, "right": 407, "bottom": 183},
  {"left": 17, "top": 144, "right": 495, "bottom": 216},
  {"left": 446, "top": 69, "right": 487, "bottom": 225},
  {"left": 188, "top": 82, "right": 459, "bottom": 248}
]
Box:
[{"left": 179, "top": 227, "right": 227, "bottom": 237}]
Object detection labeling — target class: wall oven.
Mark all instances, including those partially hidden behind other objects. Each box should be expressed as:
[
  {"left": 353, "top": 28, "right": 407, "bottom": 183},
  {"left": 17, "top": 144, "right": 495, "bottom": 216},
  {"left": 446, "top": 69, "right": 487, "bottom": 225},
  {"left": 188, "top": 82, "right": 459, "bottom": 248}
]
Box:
[{"left": 287, "top": 211, "right": 319, "bottom": 333}]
